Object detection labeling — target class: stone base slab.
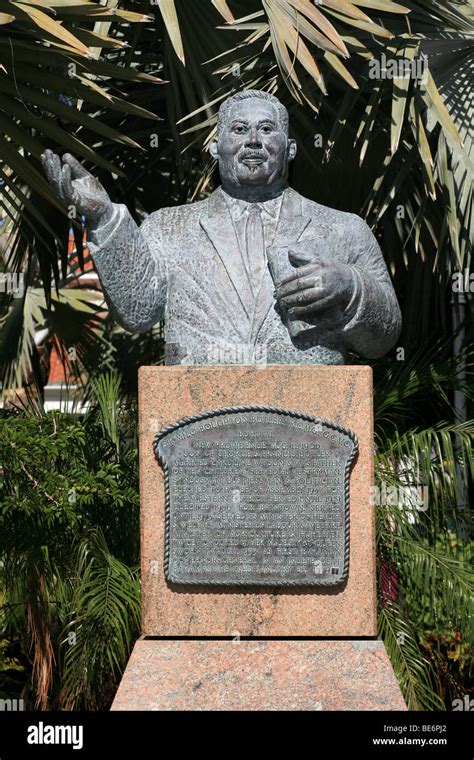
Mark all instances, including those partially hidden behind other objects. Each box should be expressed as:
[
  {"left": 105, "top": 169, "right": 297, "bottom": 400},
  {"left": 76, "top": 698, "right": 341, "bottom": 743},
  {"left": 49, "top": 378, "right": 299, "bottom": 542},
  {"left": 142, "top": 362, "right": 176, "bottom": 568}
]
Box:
[{"left": 111, "top": 639, "right": 406, "bottom": 711}]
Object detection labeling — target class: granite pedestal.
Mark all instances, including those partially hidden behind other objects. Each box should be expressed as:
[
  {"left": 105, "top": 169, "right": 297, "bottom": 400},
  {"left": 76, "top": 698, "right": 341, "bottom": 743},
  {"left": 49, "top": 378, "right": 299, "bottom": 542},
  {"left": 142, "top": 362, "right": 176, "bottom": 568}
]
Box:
[{"left": 111, "top": 365, "right": 406, "bottom": 710}]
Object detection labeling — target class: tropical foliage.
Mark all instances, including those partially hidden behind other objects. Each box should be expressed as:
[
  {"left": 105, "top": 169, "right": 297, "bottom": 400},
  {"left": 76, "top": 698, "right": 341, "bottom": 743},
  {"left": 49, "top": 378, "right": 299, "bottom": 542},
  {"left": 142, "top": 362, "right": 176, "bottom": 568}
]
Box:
[
  {"left": 373, "top": 341, "right": 473, "bottom": 709},
  {"left": 0, "top": 0, "right": 164, "bottom": 394},
  {"left": 0, "top": 373, "right": 140, "bottom": 709}
]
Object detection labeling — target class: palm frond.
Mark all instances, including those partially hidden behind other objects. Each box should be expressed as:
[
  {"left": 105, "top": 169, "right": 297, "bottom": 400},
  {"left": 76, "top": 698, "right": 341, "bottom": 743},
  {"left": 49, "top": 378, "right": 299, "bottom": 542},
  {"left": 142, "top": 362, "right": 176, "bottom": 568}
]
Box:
[
  {"left": 59, "top": 529, "right": 140, "bottom": 709},
  {"left": 378, "top": 601, "right": 444, "bottom": 710}
]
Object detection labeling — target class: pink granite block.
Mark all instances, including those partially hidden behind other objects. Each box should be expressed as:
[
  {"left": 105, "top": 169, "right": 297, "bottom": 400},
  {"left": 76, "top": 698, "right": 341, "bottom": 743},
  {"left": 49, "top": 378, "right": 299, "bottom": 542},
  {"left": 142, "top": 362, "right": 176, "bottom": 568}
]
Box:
[
  {"left": 111, "top": 639, "right": 406, "bottom": 711},
  {"left": 139, "top": 365, "right": 376, "bottom": 637}
]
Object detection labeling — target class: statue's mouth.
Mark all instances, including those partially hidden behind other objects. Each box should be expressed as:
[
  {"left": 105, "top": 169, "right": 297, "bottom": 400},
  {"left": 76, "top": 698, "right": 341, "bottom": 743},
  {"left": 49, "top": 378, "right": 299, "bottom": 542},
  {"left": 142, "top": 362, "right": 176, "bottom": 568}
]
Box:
[{"left": 240, "top": 153, "right": 266, "bottom": 166}]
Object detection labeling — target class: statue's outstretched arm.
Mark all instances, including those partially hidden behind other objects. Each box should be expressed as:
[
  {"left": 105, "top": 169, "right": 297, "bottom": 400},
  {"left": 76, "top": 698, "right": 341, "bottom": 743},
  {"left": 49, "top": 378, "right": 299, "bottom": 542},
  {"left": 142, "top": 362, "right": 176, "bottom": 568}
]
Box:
[{"left": 42, "top": 151, "right": 167, "bottom": 333}]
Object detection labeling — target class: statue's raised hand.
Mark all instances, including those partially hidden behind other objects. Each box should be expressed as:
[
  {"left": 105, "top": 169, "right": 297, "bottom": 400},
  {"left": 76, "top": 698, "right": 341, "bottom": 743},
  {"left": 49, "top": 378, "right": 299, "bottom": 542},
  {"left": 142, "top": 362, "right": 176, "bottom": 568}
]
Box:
[{"left": 41, "top": 150, "right": 114, "bottom": 227}]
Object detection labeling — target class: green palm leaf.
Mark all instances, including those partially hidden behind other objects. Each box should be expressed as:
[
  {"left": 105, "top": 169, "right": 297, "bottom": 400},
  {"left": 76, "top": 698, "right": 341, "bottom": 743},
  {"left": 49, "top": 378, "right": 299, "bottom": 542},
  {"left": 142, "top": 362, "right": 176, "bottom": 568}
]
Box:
[
  {"left": 60, "top": 529, "right": 140, "bottom": 709},
  {"left": 378, "top": 602, "right": 444, "bottom": 710}
]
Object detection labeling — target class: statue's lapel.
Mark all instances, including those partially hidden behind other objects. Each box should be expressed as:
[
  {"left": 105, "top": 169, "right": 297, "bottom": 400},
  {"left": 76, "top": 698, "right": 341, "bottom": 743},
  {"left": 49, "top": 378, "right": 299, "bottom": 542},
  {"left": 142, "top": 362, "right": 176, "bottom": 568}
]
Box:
[
  {"left": 200, "top": 188, "right": 253, "bottom": 321},
  {"left": 251, "top": 188, "right": 312, "bottom": 343},
  {"left": 271, "top": 187, "right": 312, "bottom": 248}
]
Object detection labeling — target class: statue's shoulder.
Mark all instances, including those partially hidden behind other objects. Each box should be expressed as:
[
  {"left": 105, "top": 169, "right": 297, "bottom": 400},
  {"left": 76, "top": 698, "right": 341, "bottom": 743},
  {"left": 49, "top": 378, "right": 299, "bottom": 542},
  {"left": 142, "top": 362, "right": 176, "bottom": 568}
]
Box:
[
  {"left": 299, "top": 191, "right": 367, "bottom": 232},
  {"left": 296, "top": 191, "right": 377, "bottom": 250}
]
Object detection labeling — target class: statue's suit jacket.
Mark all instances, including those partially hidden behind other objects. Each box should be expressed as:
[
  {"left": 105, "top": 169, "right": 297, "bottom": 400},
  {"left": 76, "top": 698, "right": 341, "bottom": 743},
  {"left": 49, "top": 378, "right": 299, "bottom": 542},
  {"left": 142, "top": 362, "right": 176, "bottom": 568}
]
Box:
[{"left": 89, "top": 186, "right": 401, "bottom": 364}]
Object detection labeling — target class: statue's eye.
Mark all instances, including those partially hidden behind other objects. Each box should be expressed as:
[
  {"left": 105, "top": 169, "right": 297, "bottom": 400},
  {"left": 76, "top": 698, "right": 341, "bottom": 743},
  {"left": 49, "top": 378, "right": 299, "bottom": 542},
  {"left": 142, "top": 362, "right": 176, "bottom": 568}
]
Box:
[
  {"left": 260, "top": 125, "right": 272, "bottom": 133},
  {"left": 233, "top": 125, "right": 246, "bottom": 134}
]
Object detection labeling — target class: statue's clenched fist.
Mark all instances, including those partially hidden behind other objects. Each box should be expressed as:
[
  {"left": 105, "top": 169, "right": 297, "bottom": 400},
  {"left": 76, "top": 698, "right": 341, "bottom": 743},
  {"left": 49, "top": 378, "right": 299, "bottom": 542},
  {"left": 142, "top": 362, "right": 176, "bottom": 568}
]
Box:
[
  {"left": 275, "top": 242, "right": 355, "bottom": 318},
  {"left": 41, "top": 150, "right": 114, "bottom": 227}
]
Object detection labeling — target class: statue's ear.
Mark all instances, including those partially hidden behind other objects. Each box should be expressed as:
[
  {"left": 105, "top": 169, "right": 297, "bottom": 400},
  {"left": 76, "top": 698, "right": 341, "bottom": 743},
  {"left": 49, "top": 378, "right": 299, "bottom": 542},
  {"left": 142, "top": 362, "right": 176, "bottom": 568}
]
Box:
[
  {"left": 209, "top": 138, "right": 219, "bottom": 160},
  {"left": 288, "top": 139, "right": 297, "bottom": 161}
]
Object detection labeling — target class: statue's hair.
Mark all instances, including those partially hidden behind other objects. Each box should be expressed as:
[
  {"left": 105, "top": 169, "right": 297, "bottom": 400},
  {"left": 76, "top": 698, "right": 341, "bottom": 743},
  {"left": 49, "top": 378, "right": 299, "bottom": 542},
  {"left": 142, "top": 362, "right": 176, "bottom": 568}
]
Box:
[{"left": 217, "top": 90, "right": 289, "bottom": 134}]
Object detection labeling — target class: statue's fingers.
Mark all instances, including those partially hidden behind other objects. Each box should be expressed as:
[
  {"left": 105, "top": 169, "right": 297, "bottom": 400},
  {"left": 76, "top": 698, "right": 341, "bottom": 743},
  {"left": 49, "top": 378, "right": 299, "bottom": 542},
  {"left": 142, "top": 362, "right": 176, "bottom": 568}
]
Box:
[
  {"left": 49, "top": 151, "right": 62, "bottom": 181},
  {"left": 280, "top": 284, "right": 326, "bottom": 308},
  {"left": 279, "top": 279, "right": 314, "bottom": 300},
  {"left": 42, "top": 158, "right": 56, "bottom": 190},
  {"left": 41, "top": 148, "right": 57, "bottom": 168},
  {"left": 281, "top": 294, "right": 315, "bottom": 310},
  {"left": 42, "top": 150, "right": 63, "bottom": 195},
  {"left": 63, "top": 153, "right": 91, "bottom": 180},
  {"left": 288, "top": 294, "right": 336, "bottom": 315},
  {"left": 287, "top": 303, "right": 320, "bottom": 317},
  {"left": 41, "top": 149, "right": 54, "bottom": 177},
  {"left": 59, "top": 163, "right": 76, "bottom": 207},
  {"left": 277, "top": 266, "right": 321, "bottom": 295}
]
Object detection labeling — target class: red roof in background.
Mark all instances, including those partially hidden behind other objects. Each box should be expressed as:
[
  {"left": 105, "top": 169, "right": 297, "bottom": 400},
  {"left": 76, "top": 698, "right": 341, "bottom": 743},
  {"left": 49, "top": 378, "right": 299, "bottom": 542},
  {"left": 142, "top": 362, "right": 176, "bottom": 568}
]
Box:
[
  {"left": 68, "top": 220, "right": 94, "bottom": 272},
  {"left": 49, "top": 342, "right": 73, "bottom": 384},
  {"left": 47, "top": 220, "right": 101, "bottom": 386}
]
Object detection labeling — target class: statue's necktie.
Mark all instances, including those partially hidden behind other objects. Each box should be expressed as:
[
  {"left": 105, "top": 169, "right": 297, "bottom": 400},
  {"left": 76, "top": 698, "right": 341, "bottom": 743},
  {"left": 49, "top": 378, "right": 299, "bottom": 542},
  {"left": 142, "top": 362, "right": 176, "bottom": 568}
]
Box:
[{"left": 245, "top": 204, "right": 266, "bottom": 295}]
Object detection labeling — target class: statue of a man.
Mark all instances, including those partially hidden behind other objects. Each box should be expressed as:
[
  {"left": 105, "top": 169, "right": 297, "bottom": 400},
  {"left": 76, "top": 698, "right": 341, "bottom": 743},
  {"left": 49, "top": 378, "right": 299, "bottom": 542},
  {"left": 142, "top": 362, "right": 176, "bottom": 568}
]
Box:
[{"left": 42, "top": 89, "right": 401, "bottom": 365}]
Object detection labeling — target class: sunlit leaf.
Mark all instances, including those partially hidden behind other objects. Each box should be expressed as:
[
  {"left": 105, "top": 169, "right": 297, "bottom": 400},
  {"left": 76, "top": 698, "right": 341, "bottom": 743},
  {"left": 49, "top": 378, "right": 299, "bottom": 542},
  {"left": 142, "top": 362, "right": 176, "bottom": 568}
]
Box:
[
  {"left": 211, "top": 0, "right": 234, "bottom": 23},
  {"left": 10, "top": 2, "right": 93, "bottom": 57},
  {"left": 157, "top": 0, "right": 184, "bottom": 65}
]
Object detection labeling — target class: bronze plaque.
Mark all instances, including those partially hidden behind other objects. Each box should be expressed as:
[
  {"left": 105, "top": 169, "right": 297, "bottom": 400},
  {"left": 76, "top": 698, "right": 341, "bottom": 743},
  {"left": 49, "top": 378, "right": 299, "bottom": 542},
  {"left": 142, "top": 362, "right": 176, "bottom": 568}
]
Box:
[{"left": 154, "top": 406, "right": 357, "bottom": 587}]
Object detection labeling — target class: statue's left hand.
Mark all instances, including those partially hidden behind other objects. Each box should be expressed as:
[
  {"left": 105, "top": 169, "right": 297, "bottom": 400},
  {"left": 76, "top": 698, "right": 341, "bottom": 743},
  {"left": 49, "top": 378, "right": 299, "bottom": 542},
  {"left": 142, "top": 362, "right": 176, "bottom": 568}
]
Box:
[{"left": 275, "top": 244, "right": 355, "bottom": 317}]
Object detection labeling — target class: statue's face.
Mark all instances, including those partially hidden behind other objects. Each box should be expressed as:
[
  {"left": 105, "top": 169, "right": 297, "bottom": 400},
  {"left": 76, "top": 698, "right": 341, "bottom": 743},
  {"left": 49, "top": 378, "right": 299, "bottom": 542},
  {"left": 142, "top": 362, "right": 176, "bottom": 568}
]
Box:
[{"left": 210, "top": 98, "right": 296, "bottom": 200}]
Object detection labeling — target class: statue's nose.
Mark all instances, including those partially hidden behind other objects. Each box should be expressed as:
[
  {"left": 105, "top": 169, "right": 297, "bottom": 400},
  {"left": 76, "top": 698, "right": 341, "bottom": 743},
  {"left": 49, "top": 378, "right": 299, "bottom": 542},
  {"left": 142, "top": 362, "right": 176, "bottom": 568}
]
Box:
[{"left": 246, "top": 127, "right": 262, "bottom": 147}]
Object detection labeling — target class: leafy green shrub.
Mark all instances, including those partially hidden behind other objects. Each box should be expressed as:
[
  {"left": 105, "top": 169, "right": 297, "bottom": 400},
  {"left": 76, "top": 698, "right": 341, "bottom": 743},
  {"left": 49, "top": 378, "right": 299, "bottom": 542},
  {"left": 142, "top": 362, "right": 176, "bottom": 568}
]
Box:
[{"left": 0, "top": 373, "right": 140, "bottom": 709}]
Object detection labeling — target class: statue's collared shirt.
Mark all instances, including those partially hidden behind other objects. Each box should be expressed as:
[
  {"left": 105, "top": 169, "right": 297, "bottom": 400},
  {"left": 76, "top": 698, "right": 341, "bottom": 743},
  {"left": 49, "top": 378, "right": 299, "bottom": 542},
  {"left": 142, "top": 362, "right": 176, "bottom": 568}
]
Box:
[{"left": 221, "top": 189, "right": 283, "bottom": 258}]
